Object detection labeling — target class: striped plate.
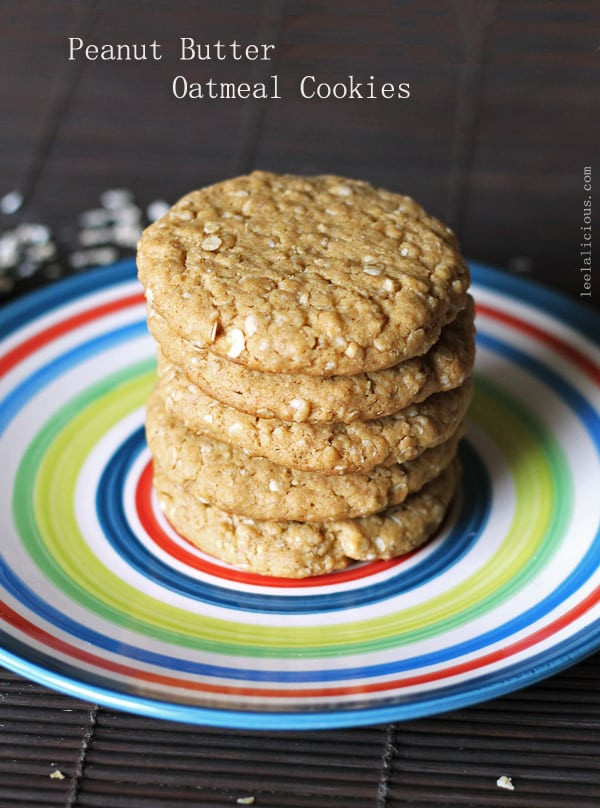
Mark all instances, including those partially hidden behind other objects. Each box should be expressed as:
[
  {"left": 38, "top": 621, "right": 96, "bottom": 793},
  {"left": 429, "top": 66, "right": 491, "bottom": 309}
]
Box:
[{"left": 0, "top": 261, "right": 598, "bottom": 729}]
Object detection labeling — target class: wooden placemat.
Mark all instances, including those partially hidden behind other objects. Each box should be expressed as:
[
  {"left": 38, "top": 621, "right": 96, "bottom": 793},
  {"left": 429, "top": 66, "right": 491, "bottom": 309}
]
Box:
[{"left": 1, "top": 653, "right": 598, "bottom": 807}]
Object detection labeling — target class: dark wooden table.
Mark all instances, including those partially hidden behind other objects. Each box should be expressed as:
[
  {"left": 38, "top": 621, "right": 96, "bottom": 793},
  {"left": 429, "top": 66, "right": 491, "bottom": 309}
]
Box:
[{"left": 1, "top": 2, "right": 599, "bottom": 806}]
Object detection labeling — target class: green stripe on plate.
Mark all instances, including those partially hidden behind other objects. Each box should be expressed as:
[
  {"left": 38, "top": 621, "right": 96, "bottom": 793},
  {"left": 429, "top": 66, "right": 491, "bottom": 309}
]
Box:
[{"left": 14, "top": 369, "right": 571, "bottom": 658}]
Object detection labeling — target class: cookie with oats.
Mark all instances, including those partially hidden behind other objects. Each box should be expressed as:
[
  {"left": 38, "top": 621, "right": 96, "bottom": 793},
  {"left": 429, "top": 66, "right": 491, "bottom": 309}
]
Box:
[
  {"left": 146, "top": 297, "right": 475, "bottom": 424},
  {"left": 154, "top": 458, "right": 460, "bottom": 578},
  {"left": 146, "top": 389, "right": 461, "bottom": 522},
  {"left": 157, "top": 351, "right": 472, "bottom": 473},
  {"left": 138, "top": 171, "right": 470, "bottom": 376}
]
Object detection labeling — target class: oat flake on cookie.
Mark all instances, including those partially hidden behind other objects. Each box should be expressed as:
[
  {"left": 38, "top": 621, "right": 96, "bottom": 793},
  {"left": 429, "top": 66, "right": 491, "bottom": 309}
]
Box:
[{"left": 137, "top": 171, "right": 470, "bottom": 376}]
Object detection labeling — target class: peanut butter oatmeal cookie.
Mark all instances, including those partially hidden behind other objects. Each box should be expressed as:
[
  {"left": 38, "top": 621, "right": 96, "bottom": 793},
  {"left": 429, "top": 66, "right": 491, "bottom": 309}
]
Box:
[
  {"left": 138, "top": 171, "right": 470, "bottom": 376},
  {"left": 157, "top": 351, "right": 472, "bottom": 473},
  {"left": 146, "top": 389, "right": 461, "bottom": 522},
  {"left": 146, "top": 298, "right": 475, "bottom": 424},
  {"left": 154, "top": 458, "right": 460, "bottom": 578}
]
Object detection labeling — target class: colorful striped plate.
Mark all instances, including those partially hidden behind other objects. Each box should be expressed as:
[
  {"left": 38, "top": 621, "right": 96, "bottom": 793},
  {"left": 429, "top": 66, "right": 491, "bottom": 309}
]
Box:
[{"left": 0, "top": 261, "right": 599, "bottom": 729}]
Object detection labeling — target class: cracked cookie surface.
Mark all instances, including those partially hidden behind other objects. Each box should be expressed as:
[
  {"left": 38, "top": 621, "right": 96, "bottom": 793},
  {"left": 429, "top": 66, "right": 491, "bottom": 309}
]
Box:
[
  {"left": 138, "top": 171, "right": 470, "bottom": 376},
  {"left": 146, "top": 389, "right": 461, "bottom": 522},
  {"left": 154, "top": 458, "right": 460, "bottom": 578},
  {"left": 157, "top": 351, "right": 472, "bottom": 473},
  {"left": 147, "top": 297, "right": 475, "bottom": 424}
]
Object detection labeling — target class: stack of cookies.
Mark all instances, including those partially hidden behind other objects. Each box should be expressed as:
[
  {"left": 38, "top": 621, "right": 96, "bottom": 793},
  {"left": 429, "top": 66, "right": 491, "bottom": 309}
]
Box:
[{"left": 138, "top": 172, "right": 475, "bottom": 578}]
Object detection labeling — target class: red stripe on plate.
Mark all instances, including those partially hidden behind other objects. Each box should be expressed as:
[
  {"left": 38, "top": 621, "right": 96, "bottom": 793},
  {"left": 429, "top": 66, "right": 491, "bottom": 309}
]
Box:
[
  {"left": 475, "top": 303, "right": 600, "bottom": 384},
  {"left": 1, "top": 587, "right": 598, "bottom": 699},
  {"left": 135, "top": 461, "right": 406, "bottom": 588},
  {"left": 0, "top": 293, "right": 144, "bottom": 378}
]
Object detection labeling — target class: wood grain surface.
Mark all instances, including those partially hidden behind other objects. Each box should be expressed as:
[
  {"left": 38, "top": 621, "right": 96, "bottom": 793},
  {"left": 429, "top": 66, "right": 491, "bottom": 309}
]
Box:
[{"left": 1, "top": 0, "right": 598, "bottom": 300}]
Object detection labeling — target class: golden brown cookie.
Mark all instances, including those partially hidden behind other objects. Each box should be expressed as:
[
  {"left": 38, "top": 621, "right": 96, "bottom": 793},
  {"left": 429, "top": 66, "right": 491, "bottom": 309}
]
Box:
[
  {"left": 146, "top": 389, "right": 462, "bottom": 522},
  {"left": 138, "top": 171, "right": 470, "bottom": 376},
  {"left": 154, "top": 458, "right": 460, "bottom": 578},
  {"left": 146, "top": 298, "right": 475, "bottom": 424},
  {"left": 157, "top": 351, "right": 472, "bottom": 473}
]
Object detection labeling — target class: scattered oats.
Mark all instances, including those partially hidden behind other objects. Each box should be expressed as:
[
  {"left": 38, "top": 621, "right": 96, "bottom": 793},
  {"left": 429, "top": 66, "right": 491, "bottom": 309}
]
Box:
[
  {"left": 373, "top": 337, "right": 386, "bottom": 351},
  {"left": 298, "top": 292, "right": 309, "bottom": 305},
  {"left": 375, "top": 537, "right": 387, "bottom": 552},
  {"left": 321, "top": 237, "right": 328, "bottom": 246},
  {"left": 232, "top": 189, "right": 249, "bottom": 197},
  {"left": 113, "top": 223, "right": 142, "bottom": 248},
  {"left": 202, "top": 414, "right": 214, "bottom": 426},
  {"left": 114, "top": 205, "right": 142, "bottom": 225},
  {"left": 203, "top": 221, "right": 220, "bottom": 234},
  {"left": 182, "top": 291, "right": 191, "bottom": 299},
  {"left": 79, "top": 227, "right": 112, "bottom": 246},
  {"left": 496, "top": 776, "right": 515, "bottom": 791},
  {"left": 69, "top": 246, "right": 118, "bottom": 268},
  {"left": 334, "top": 336, "right": 347, "bottom": 348},
  {"left": 452, "top": 279, "right": 464, "bottom": 292},
  {"left": 382, "top": 277, "right": 395, "bottom": 292},
  {"left": 346, "top": 410, "right": 359, "bottom": 421},
  {"left": 267, "top": 238, "right": 276, "bottom": 247},
  {"left": 363, "top": 265, "right": 382, "bottom": 276},
  {"left": 50, "top": 769, "right": 65, "bottom": 780},
  {"left": 201, "top": 235, "right": 222, "bottom": 251},
  {"left": 244, "top": 313, "right": 258, "bottom": 336},
  {"left": 439, "top": 374, "right": 450, "bottom": 386},
  {"left": 400, "top": 247, "right": 409, "bottom": 257},
  {"left": 0, "top": 190, "right": 23, "bottom": 214},
  {"left": 224, "top": 328, "right": 245, "bottom": 358},
  {"left": 146, "top": 199, "right": 170, "bottom": 221},
  {"left": 177, "top": 210, "right": 193, "bottom": 221},
  {"left": 100, "top": 188, "right": 133, "bottom": 209},
  {"left": 209, "top": 321, "right": 219, "bottom": 342},
  {"left": 228, "top": 422, "right": 243, "bottom": 436},
  {"left": 331, "top": 184, "right": 352, "bottom": 196},
  {"left": 345, "top": 342, "right": 359, "bottom": 359},
  {"left": 268, "top": 479, "right": 280, "bottom": 493},
  {"left": 92, "top": 246, "right": 119, "bottom": 264},
  {"left": 242, "top": 200, "right": 252, "bottom": 215},
  {"left": 362, "top": 254, "right": 377, "bottom": 263},
  {"left": 236, "top": 797, "right": 255, "bottom": 805},
  {"left": 0, "top": 232, "right": 19, "bottom": 268},
  {"left": 16, "top": 223, "right": 51, "bottom": 244}
]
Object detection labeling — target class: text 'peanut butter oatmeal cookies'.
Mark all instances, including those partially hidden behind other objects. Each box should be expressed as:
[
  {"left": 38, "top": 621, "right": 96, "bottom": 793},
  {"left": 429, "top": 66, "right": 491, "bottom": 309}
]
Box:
[
  {"left": 157, "top": 351, "right": 473, "bottom": 473},
  {"left": 154, "top": 459, "right": 460, "bottom": 578},
  {"left": 138, "top": 171, "right": 470, "bottom": 376},
  {"left": 147, "top": 298, "right": 475, "bottom": 423},
  {"left": 146, "top": 389, "right": 462, "bottom": 522}
]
